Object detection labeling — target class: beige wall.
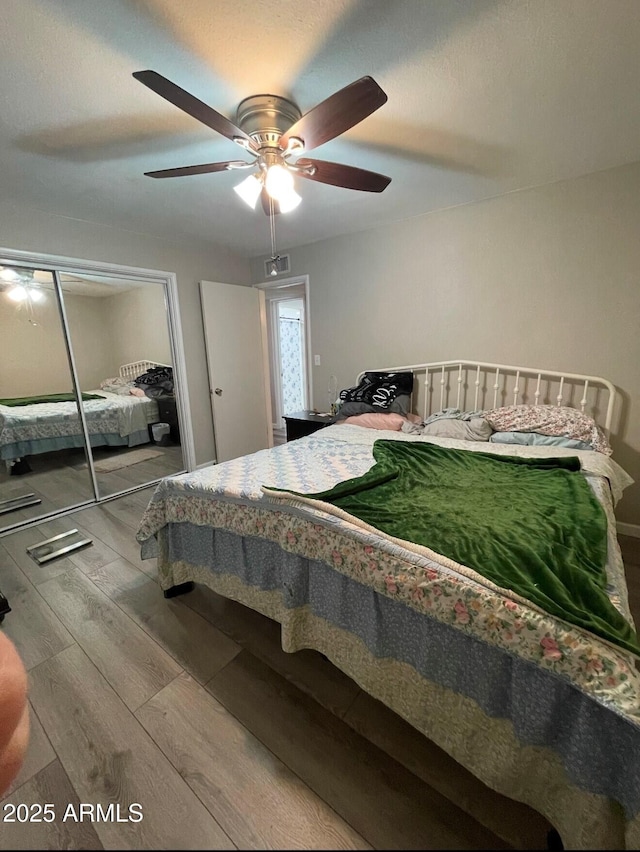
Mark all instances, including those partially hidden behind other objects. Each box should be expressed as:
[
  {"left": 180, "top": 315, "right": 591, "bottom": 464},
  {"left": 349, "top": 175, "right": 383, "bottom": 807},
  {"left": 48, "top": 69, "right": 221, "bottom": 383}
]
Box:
[
  {"left": 0, "top": 290, "right": 113, "bottom": 396},
  {"left": 64, "top": 292, "right": 117, "bottom": 390},
  {"left": 251, "top": 161, "right": 640, "bottom": 527},
  {"left": 1, "top": 289, "right": 71, "bottom": 397},
  {"left": 103, "top": 285, "right": 173, "bottom": 370},
  {"left": 0, "top": 202, "right": 251, "bottom": 463}
]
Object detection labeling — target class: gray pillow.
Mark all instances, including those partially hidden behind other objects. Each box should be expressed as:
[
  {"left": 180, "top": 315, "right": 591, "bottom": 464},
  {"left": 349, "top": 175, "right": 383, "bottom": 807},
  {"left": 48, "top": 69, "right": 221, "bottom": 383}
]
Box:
[
  {"left": 335, "top": 394, "right": 411, "bottom": 421},
  {"left": 419, "top": 417, "right": 493, "bottom": 441}
]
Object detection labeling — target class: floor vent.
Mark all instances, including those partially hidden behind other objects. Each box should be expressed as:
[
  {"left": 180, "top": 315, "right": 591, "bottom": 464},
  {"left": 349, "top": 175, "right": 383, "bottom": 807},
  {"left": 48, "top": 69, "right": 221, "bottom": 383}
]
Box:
[{"left": 264, "top": 254, "right": 290, "bottom": 277}]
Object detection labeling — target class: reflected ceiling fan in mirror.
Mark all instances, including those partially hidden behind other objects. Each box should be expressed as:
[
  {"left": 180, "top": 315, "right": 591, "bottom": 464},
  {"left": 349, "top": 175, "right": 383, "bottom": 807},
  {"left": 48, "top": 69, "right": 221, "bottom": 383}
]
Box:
[
  {"left": 132, "top": 70, "right": 392, "bottom": 215},
  {"left": 0, "top": 266, "right": 95, "bottom": 304},
  {"left": 0, "top": 267, "right": 46, "bottom": 304}
]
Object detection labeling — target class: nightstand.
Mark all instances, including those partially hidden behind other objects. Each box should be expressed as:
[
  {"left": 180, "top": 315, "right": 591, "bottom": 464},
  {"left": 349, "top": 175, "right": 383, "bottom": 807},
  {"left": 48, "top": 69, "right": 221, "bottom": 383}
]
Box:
[
  {"left": 156, "top": 395, "right": 181, "bottom": 444},
  {"left": 283, "top": 410, "right": 332, "bottom": 442}
]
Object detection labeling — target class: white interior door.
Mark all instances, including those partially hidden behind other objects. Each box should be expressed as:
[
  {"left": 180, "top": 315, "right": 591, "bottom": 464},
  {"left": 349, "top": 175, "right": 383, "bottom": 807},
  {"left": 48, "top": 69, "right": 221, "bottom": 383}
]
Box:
[{"left": 200, "top": 281, "right": 272, "bottom": 463}]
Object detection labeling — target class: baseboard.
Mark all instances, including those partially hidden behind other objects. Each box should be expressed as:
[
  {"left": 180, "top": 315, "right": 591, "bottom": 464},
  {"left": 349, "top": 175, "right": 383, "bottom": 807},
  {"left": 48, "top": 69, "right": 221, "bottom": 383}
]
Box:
[
  {"left": 617, "top": 521, "right": 640, "bottom": 538},
  {"left": 196, "top": 459, "right": 216, "bottom": 469}
]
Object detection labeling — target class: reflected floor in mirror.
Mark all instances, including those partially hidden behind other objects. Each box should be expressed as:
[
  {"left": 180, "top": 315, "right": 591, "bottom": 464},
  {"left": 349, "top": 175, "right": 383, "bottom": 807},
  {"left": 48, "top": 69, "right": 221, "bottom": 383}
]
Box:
[
  {"left": 1, "top": 449, "right": 94, "bottom": 528},
  {"left": 0, "top": 444, "right": 184, "bottom": 523},
  {"left": 91, "top": 443, "right": 184, "bottom": 496}
]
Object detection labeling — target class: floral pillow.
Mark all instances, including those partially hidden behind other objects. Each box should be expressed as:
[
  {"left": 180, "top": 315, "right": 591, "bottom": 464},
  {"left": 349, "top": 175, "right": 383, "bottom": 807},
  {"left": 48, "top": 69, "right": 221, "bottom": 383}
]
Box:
[{"left": 482, "top": 405, "right": 612, "bottom": 455}]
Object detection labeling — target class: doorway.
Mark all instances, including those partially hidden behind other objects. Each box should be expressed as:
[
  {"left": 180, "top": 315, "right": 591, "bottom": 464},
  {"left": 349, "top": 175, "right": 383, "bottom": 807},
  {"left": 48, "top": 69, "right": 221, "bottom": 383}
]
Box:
[{"left": 260, "top": 277, "right": 311, "bottom": 445}]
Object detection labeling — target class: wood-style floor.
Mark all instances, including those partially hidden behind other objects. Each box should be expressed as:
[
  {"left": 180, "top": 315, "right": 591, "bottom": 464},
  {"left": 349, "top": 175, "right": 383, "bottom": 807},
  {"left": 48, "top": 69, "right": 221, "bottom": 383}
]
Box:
[{"left": 0, "top": 492, "right": 638, "bottom": 850}]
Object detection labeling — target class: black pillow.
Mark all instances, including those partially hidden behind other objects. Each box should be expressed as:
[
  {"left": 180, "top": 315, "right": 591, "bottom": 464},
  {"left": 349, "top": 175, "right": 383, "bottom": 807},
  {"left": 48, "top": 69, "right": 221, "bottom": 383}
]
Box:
[
  {"left": 339, "top": 371, "right": 413, "bottom": 409},
  {"left": 134, "top": 366, "right": 174, "bottom": 395}
]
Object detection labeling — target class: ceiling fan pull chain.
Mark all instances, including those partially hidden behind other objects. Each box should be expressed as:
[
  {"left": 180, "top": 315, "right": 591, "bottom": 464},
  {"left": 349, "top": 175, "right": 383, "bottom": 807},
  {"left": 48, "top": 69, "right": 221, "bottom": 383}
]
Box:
[
  {"left": 268, "top": 197, "right": 280, "bottom": 276},
  {"left": 270, "top": 197, "right": 277, "bottom": 257}
]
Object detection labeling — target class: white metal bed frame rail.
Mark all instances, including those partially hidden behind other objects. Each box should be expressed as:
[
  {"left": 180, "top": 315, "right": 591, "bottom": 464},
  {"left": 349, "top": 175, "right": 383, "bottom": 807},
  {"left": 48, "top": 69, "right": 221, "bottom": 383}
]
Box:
[
  {"left": 118, "top": 360, "right": 172, "bottom": 382},
  {"left": 357, "top": 360, "right": 617, "bottom": 436}
]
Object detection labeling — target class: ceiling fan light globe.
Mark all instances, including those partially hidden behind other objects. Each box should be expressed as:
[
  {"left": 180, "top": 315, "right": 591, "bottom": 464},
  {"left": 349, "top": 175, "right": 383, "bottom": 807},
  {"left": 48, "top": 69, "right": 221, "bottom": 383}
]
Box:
[
  {"left": 7, "top": 285, "right": 28, "bottom": 302},
  {"left": 28, "top": 287, "right": 45, "bottom": 303},
  {"left": 0, "top": 267, "right": 21, "bottom": 282},
  {"left": 277, "top": 188, "right": 302, "bottom": 214},
  {"left": 234, "top": 174, "right": 262, "bottom": 209},
  {"left": 265, "top": 164, "right": 294, "bottom": 201}
]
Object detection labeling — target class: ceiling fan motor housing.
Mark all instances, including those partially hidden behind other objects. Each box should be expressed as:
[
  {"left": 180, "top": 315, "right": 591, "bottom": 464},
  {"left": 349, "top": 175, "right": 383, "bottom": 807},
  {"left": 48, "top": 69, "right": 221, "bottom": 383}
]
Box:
[{"left": 236, "top": 95, "right": 301, "bottom": 149}]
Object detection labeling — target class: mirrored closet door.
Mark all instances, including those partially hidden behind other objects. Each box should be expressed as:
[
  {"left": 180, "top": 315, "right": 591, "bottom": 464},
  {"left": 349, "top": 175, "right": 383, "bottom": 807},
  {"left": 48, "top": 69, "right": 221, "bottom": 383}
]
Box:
[
  {"left": 0, "top": 254, "right": 191, "bottom": 535},
  {"left": 0, "top": 267, "right": 95, "bottom": 529},
  {"left": 61, "top": 272, "right": 185, "bottom": 498}
]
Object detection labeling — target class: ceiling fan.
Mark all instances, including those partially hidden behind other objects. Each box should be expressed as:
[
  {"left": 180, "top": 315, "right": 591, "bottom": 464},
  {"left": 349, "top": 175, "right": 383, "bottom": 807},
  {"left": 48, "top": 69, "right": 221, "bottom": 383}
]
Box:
[{"left": 132, "top": 70, "right": 392, "bottom": 214}]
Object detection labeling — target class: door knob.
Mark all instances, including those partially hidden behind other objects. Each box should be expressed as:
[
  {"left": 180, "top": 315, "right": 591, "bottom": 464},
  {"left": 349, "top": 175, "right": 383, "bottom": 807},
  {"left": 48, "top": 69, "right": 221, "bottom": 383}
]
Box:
[{"left": 214, "top": 388, "right": 223, "bottom": 396}]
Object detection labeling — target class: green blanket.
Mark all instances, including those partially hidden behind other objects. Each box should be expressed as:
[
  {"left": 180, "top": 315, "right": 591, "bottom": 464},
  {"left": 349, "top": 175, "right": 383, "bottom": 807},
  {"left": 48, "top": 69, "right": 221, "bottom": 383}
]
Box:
[
  {"left": 0, "top": 392, "right": 105, "bottom": 407},
  {"left": 274, "top": 440, "right": 639, "bottom": 655}
]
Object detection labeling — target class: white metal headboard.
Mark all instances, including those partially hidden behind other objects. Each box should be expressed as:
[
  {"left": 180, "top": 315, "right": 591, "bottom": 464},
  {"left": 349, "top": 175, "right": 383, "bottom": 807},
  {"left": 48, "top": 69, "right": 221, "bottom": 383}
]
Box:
[
  {"left": 356, "top": 360, "right": 617, "bottom": 436},
  {"left": 118, "top": 360, "right": 172, "bottom": 381}
]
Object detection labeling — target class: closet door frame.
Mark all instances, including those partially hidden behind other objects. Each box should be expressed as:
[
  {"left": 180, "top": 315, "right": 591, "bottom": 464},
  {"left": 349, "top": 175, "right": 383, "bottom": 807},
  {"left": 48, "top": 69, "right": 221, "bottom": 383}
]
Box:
[{"left": 0, "top": 246, "right": 196, "bottom": 510}]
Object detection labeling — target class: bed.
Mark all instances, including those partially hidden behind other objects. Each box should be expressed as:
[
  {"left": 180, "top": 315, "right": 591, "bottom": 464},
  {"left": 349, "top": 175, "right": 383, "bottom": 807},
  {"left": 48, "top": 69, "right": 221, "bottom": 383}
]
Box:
[
  {"left": 0, "top": 360, "right": 166, "bottom": 463},
  {"left": 136, "top": 360, "right": 640, "bottom": 850}
]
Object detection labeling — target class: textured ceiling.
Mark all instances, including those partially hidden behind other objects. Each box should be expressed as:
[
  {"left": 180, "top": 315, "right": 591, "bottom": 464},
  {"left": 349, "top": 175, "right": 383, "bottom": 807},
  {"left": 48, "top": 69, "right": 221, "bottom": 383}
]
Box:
[{"left": 1, "top": 0, "right": 639, "bottom": 258}]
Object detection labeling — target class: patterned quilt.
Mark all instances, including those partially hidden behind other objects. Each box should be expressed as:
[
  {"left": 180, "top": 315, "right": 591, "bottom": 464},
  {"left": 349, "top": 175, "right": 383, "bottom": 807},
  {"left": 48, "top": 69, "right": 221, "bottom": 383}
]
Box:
[
  {"left": 137, "top": 423, "right": 639, "bottom": 720},
  {"left": 0, "top": 391, "right": 158, "bottom": 447}
]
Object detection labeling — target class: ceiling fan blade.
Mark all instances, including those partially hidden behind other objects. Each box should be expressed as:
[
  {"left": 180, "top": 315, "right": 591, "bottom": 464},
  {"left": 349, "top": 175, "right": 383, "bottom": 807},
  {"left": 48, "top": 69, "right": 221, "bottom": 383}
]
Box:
[
  {"left": 280, "top": 76, "right": 387, "bottom": 153},
  {"left": 260, "top": 188, "right": 280, "bottom": 216},
  {"left": 296, "top": 159, "right": 391, "bottom": 192},
  {"left": 144, "top": 161, "right": 249, "bottom": 178},
  {"left": 133, "top": 70, "right": 257, "bottom": 151}
]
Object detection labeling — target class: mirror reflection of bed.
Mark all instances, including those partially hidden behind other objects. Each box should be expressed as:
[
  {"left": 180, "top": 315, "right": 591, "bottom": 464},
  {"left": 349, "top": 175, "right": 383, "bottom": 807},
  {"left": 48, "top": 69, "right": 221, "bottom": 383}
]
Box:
[{"left": 0, "top": 267, "right": 186, "bottom": 532}]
